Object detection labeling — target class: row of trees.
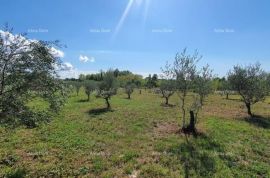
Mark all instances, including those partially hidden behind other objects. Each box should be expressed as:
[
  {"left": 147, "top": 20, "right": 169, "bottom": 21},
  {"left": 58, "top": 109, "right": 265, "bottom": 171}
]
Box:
[
  {"left": 68, "top": 70, "right": 136, "bottom": 109},
  {"left": 74, "top": 70, "right": 161, "bottom": 89},
  {"left": 158, "top": 49, "right": 270, "bottom": 134},
  {"left": 67, "top": 49, "right": 270, "bottom": 135},
  {"left": 77, "top": 69, "right": 134, "bottom": 82},
  {"left": 70, "top": 76, "right": 138, "bottom": 107}
]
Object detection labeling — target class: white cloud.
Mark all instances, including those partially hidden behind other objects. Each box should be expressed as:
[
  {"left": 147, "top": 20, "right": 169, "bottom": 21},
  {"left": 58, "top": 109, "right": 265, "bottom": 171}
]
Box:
[
  {"left": 60, "top": 62, "right": 74, "bottom": 71},
  {"left": 79, "top": 55, "right": 95, "bottom": 63},
  {"left": 79, "top": 55, "right": 89, "bottom": 62},
  {"left": 50, "top": 47, "right": 64, "bottom": 58}
]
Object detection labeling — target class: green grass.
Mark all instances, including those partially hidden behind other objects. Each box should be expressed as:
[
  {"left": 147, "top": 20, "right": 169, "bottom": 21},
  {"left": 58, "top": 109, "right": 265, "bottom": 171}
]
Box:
[{"left": 0, "top": 90, "right": 270, "bottom": 177}]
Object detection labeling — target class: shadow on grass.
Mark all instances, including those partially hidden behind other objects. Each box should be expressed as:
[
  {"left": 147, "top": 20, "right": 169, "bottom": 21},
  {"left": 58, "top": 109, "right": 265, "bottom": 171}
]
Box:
[
  {"left": 160, "top": 103, "right": 176, "bottom": 108},
  {"left": 244, "top": 115, "right": 270, "bottom": 129},
  {"left": 224, "top": 98, "right": 241, "bottom": 102},
  {"left": 88, "top": 108, "right": 113, "bottom": 116},
  {"left": 77, "top": 99, "right": 89, "bottom": 103},
  {"left": 168, "top": 134, "right": 226, "bottom": 178}
]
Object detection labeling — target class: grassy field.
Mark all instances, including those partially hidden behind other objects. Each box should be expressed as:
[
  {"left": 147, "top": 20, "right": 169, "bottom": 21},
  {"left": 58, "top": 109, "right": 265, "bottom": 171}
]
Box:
[{"left": 0, "top": 90, "right": 270, "bottom": 177}]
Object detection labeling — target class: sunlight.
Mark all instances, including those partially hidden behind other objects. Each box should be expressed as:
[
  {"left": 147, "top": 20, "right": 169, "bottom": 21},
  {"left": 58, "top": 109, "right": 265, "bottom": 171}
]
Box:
[
  {"left": 135, "top": 0, "right": 143, "bottom": 6},
  {"left": 112, "top": 0, "right": 151, "bottom": 41},
  {"left": 112, "top": 0, "right": 135, "bottom": 41}
]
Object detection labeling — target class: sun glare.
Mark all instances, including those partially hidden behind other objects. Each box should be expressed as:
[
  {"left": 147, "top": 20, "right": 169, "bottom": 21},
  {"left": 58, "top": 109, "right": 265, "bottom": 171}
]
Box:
[{"left": 112, "top": 0, "right": 151, "bottom": 41}]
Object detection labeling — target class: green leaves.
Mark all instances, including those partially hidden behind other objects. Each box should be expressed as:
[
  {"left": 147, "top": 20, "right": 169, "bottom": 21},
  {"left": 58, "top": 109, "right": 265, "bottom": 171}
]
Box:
[
  {"left": 0, "top": 28, "right": 67, "bottom": 127},
  {"left": 228, "top": 63, "right": 269, "bottom": 115}
]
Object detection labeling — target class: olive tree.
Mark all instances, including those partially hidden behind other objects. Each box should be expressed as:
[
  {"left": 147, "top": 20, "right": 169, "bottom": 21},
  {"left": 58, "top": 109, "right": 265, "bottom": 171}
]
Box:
[
  {"left": 125, "top": 83, "right": 136, "bottom": 99},
  {"left": 74, "top": 81, "right": 81, "bottom": 96},
  {"left": 84, "top": 81, "right": 97, "bottom": 101},
  {"left": 0, "top": 26, "right": 67, "bottom": 127},
  {"left": 228, "top": 63, "right": 269, "bottom": 116},
  {"left": 194, "top": 65, "right": 213, "bottom": 106},
  {"left": 222, "top": 80, "right": 232, "bottom": 100},
  {"left": 166, "top": 49, "right": 199, "bottom": 129},
  {"left": 159, "top": 80, "right": 175, "bottom": 105},
  {"left": 162, "top": 49, "right": 212, "bottom": 133},
  {"left": 98, "top": 70, "right": 118, "bottom": 109}
]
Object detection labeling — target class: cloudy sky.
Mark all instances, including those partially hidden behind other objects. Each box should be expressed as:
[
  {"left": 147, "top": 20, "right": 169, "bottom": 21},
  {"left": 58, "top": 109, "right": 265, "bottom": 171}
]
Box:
[{"left": 1, "top": 0, "right": 270, "bottom": 78}]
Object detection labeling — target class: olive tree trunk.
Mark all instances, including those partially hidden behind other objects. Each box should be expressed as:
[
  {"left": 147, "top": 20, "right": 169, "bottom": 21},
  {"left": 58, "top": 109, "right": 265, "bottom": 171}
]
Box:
[
  {"left": 188, "top": 110, "right": 196, "bottom": 132},
  {"left": 165, "top": 97, "right": 169, "bottom": 105},
  {"left": 105, "top": 98, "right": 111, "bottom": 109},
  {"left": 245, "top": 102, "right": 252, "bottom": 116}
]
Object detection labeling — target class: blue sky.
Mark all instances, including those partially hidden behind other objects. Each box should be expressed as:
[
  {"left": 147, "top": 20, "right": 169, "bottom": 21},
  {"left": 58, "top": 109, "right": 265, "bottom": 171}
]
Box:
[{"left": 1, "top": 0, "right": 270, "bottom": 78}]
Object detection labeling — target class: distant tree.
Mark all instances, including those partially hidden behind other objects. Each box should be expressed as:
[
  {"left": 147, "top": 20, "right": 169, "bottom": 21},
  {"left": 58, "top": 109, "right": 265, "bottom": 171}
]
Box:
[
  {"left": 194, "top": 65, "right": 213, "bottom": 105},
  {"left": 118, "top": 74, "right": 143, "bottom": 87},
  {"left": 222, "top": 79, "right": 232, "bottom": 99},
  {"left": 118, "top": 70, "right": 132, "bottom": 76},
  {"left": 73, "top": 82, "right": 81, "bottom": 96},
  {"left": 98, "top": 70, "right": 118, "bottom": 109},
  {"left": 145, "top": 74, "right": 152, "bottom": 89},
  {"left": 0, "top": 26, "right": 67, "bottom": 127},
  {"left": 211, "top": 77, "right": 224, "bottom": 91},
  {"left": 145, "top": 74, "right": 158, "bottom": 89},
  {"left": 64, "top": 78, "right": 77, "bottom": 81},
  {"left": 159, "top": 80, "right": 175, "bottom": 105},
  {"left": 152, "top": 74, "right": 158, "bottom": 86},
  {"left": 125, "top": 83, "right": 136, "bottom": 99},
  {"left": 84, "top": 81, "right": 97, "bottom": 101},
  {"left": 79, "top": 74, "right": 86, "bottom": 81},
  {"left": 228, "top": 63, "right": 269, "bottom": 116},
  {"left": 114, "top": 68, "right": 120, "bottom": 77}
]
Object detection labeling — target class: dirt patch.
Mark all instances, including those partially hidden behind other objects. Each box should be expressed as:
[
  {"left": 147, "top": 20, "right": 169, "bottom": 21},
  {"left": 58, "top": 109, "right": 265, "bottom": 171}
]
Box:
[
  {"left": 153, "top": 122, "right": 180, "bottom": 137},
  {"left": 137, "top": 151, "right": 163, "bottom": 165},
  {"left": 202, "top": 105, "right": 248, "bottom": 119}
]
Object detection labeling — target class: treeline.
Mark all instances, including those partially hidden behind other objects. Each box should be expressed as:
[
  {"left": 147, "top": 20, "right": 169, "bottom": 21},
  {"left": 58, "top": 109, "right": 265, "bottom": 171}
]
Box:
[
  {"left": 65, "top": 69, "right": 235, "bottom": 98},
  {"left": 65, "top": 69, "right": 160, "bottom": 89}
]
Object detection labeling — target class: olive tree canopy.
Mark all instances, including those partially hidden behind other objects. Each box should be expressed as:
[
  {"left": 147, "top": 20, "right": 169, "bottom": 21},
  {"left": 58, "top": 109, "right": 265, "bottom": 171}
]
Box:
[
  {"left": 125, "top": 83, "right": 136, "bottom": 99},
  {"left": 0, "top": 26, "right": 68, "bottom": 127},
  {"left": 97, "top": 70, "right": 118, "bottom": 109},
  {"left": 84, "top": 80, "right": 97, "bottom": 101},
  {"left": 228, "top": 63, "right": 269, "bottom": 116}
]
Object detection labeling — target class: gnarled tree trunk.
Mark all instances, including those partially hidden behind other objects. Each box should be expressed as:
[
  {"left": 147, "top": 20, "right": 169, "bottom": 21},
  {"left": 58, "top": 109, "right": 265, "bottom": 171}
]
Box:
[
  {"left": 188, "top": 110, "right": 196, "bottom": 133},
  {"left": 165, "top": 97, "right": 169, "bottom": 105},
  {"left": 245, "top": 102, "right": 252, "bottom": 116},
  {"left": 105, "top": 98, "right": 111, "bottom": 109},
  {"left": 182, "top": 110, "right": 196, "bottom": 134}
]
